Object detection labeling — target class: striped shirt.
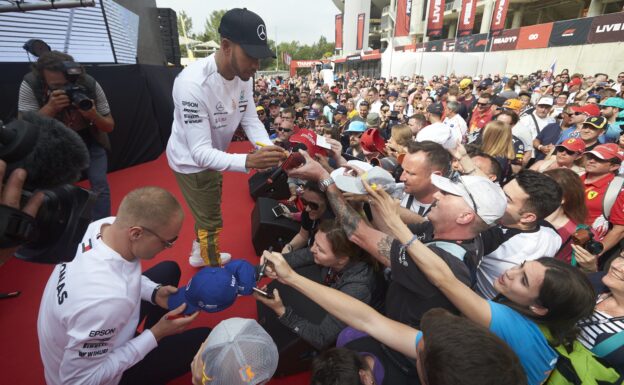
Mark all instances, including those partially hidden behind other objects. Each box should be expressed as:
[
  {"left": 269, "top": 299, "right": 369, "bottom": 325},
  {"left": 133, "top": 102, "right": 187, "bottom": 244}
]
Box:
[
  {"left": 18, "top": 80, "right": 111, "bottom": 116},
  {"left": 577, "top": 295, "right": 624, "bottom": 370}
]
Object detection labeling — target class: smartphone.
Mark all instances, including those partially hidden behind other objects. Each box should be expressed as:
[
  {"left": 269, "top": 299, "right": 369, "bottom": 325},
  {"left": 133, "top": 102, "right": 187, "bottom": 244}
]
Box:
[
  {"left": 272, "top": 204, "right": 289, "bottom": 218},
  {"left": 253, "top": 287, "right": 275, "bottom": 299}
]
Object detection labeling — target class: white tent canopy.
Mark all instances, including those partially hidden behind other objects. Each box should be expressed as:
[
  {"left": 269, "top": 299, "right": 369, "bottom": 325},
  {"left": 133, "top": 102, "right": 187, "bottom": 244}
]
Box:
[
  {"left": 178, "top": 35, "right": 201, "bottom": 45},
  {"left": 193, "top": 40, "right": 220, "bottom": 49}
]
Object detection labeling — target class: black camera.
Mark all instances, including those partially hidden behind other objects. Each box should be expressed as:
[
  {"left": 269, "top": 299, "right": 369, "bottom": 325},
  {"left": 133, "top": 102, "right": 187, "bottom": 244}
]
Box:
[
  {"left": 60, "top": 61, "right": 93, "bottom": 111},
  {"left": 389, "top": 111, "right": 399, "bottom": 121},
  {"left": 0, "top": 113, "right": 94, "bottom": 264},
  {"left": 572, "top": 226, "right": 604, "bottom": 256}
]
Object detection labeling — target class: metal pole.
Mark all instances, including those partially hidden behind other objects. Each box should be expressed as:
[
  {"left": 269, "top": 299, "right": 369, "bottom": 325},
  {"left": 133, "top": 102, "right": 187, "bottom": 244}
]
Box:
[
  {"left": 275, "top": 27, "right": 279, "bottom": 71},
  {"left": 0, "top": 0, "right": 95, "bottom": 13},
  {"left": 478, "top": 1, "right": 495, "bottom": 77}
]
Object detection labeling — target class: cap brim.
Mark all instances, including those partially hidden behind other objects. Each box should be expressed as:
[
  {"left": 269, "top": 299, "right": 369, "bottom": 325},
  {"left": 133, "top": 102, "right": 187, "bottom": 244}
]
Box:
[
  {"left": 430, "top": 174, "right": 465, "bottom": 197},
  {"left": 331, "top": 169, "right": 365, "bottom": 194},
  {"left": 241, "top": 43, "right": 276, "bottom": 59},
  {"left": 167, "top": 290, "right": 199, "bottom": 315}
]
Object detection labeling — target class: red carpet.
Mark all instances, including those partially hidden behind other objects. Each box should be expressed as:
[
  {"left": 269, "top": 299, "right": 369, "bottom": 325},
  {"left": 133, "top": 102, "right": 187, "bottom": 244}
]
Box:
[{"left": 0, "top": 142, "right": 310, "bottom": 385}]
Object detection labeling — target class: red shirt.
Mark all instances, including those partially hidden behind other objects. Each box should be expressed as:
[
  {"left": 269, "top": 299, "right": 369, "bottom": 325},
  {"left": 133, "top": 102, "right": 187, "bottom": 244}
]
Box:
[
  {"left": 469, "top": 107, "right": 493, "bottom": 133},
  {"left": 581, "top": 173, "right": 624, "bottom": 226}
]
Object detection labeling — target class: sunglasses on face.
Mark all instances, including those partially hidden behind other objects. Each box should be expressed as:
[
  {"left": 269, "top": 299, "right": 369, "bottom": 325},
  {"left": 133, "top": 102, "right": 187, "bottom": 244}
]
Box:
[
  {"left": 258, "top": 111, "right": 265, "bottom": 115},
  {"left": 300, "top": 198, "right": 320, "bottom": 210},
  {"left": 380, "top": 94, "right": 387, "bottom": 97},
  {"left": 415, "top": 106, "right": 424, "bottom": 110},
  {"left": 477, "top": 102, "right": 489, "bottom": 107},
  {"left": 586, "top": 153, "right": 617, "bottom": 163},
  {"left": 276, "top": 127, "right": 292, "bottom": 132},
  {"left": 556, "top": 147, "right": 577, "bottom": 156},
  {"left": 573, "top": 112, "right": 584, "bottom": 116}
]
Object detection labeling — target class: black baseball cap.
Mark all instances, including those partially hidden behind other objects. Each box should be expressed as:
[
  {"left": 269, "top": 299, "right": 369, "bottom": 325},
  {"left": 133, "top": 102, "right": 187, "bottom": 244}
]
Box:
[
  {"left": 427, "top": 103, "right": 444, "bottom": 116},
  {"left": 218, "top": 8, "right": 276, "bottom": 59}
]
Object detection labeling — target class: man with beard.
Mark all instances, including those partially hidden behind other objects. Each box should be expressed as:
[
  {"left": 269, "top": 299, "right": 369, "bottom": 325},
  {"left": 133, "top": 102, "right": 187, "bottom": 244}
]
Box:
[{"left": 167, "top": 8, "right": 286, "bottom": 268}]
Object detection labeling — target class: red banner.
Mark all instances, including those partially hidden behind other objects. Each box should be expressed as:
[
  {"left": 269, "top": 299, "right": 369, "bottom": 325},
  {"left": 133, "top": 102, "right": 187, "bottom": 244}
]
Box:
[
  {"left": 490, "top": 0, "right": 510, "bottom": 35},
  {"left": 335, "top": 14, "right": 343, "bottom": 49},
  {"left": 426, "top": 0, "right": 445, "bottom": 38},
  {"left": 356, "top": 13, "right": 365, "bottom": 50},
  {"left": 458, "top": 0, "right": 477, "bottom": 37},
  {"left": 516, "top": 22, "right": 553, "bottom": 49},
  {"left": 395, "top": 0, "right": 412, "bottom": 37}
]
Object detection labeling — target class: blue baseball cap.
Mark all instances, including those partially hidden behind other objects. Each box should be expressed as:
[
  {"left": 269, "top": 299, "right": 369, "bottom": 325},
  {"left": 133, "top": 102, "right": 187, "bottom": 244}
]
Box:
[
  {"left": 168, "top": 267, "right": 238, "bottom": 315},
  {"left": 344, "top": 120, "right": 367, "bottom": 133},
  {"left": 307, "top": 109, "right": 320, "bottom": 120},
  {"left": 224, "top": 259, "right": 257, "bottom": 296}
]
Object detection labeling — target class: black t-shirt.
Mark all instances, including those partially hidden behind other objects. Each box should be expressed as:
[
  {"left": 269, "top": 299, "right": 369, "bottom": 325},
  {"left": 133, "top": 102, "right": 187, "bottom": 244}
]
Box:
[{"left": 385, "top": 221, "right": 473, "bottom": 328}]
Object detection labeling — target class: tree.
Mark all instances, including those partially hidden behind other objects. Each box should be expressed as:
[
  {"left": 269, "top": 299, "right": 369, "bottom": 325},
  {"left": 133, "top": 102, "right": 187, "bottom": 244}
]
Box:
[{"left": 199, "top": 10, "right": 227, "bottom": 43}]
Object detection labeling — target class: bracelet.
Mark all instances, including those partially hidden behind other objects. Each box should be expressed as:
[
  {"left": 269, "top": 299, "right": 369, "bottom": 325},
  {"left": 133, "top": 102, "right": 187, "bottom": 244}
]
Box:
[
  {"left": 402, "top": 234, "right": 419, "bottom": 250},
  {"left": 285, "top": 243, "right": 293, "bottom": 252},
  {"left": 151, "top": 284, "right": 162, "bottom": 304}
]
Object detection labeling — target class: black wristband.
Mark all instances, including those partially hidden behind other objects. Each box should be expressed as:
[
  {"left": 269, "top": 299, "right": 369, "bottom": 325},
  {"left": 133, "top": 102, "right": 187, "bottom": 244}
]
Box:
[{"left": 151, "top": 284, "right": 162, "bottom": 304}]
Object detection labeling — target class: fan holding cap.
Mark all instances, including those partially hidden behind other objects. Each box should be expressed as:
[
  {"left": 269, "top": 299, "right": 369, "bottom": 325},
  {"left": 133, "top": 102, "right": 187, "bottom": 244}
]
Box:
[
  {"left": 529, "top": 138, "right": 586, "bottom": 175},
  {"left": 166, "top": 8, "right": 287, "bottom": 269}
]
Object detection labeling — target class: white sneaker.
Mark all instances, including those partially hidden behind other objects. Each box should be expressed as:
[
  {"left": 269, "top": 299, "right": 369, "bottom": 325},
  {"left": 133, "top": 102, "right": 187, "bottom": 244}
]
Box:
[{"left": 188, "top": 240, "right": 231, "bottom": 267}]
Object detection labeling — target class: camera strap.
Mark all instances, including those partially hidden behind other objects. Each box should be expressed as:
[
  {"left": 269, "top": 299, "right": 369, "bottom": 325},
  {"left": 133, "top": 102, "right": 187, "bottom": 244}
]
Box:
[{"left": 602, "top": 176, "right": 624, "bottom": 221}]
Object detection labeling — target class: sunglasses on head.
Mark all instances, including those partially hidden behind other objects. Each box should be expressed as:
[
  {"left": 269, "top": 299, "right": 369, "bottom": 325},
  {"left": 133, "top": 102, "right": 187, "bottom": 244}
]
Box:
[
  {"left": 449, "top": 174, "right": 478, "bottom": 212},
  {"left": 300, "top": 198, "right": 320, "bottom": 210}
]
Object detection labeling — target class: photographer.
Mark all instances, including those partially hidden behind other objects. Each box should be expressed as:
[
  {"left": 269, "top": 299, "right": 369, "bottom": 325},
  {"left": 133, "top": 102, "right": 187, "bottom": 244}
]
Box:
[{"left": 18, "top": 51, "right": 114, "bottom": 220}]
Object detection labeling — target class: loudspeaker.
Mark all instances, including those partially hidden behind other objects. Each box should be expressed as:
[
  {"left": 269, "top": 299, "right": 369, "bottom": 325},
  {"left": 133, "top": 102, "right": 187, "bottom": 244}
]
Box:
[
  {"left": 157, "top": 8, "right": 181, "bottom": 66},
  {"left": 251, "top": 197, "right": 300, "bottom": 256},
  {"left": 248, "top": 168, "right": 290, "bottom": 201},
  {"left": 257, "top": 263, "right": 325, "bottom": 377}
]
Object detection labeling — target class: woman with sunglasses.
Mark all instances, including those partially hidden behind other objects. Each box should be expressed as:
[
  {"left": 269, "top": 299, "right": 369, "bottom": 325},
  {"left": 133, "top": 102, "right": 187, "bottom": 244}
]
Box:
[
  {"left": 575, "top": 250, "right": 624, "bottom": 373},
  {"left": 282, "top": 181, "right": 334, "bottom": 254},
  {"left": 255, "top": 219, "right": 382, "bottom": 350},
  {"left": 363, "top": 183, "right": 595, "bottom": 385},
  {"left": 530, "top": 138, "right": 585, "bottom": 175}
]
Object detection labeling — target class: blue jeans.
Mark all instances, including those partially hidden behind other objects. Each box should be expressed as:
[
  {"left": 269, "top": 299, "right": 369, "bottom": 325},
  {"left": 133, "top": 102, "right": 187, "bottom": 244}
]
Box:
[{"left": 88, "top": 143, "right": 111, "bottom": 220}]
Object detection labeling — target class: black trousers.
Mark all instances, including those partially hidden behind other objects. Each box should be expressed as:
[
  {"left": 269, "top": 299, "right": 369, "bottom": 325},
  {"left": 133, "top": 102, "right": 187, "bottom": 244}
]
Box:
[{"left": 119, "top": 261, "right": 211, "bottom": 385}]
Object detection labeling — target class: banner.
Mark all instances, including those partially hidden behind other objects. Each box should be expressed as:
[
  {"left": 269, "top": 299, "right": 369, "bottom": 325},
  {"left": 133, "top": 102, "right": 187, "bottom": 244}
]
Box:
[
  {"left": 356, "top": 13, "right": 365, "bottom": 50},
  {"left": 548, "top": 17, "right": 592, "bottom": 47},
  {"left": 587, "top": 12, "right": 624, "bottom": 44},
  {"left": 282, "top": 52, "right": 292, "bottom": 66},
  {"left": 426, "top": 38, "right": 455, "bottom": 52},
  {"left": 489, "top": 28, "right": 520, "bottom": 51},
  {"left": 458, "top": 0, "right": 478, "bottom": 37},
  {"left": 395, "top": 0, "right": 411, "bottom": 37},
  {"left": 335, "top": 14, "right": 343, "bottom": 49},
  {"left": 426, "top": 0, "right": 445, "bottom": 38},
  {"left": 456, "top": 33, "right": 488, "bottom": 52},
  {"left": 516, "top": 22, "right": 553, "bottom": 49},
  {"left": 490, "top": 0, "right": 510, "bottom": 36}
]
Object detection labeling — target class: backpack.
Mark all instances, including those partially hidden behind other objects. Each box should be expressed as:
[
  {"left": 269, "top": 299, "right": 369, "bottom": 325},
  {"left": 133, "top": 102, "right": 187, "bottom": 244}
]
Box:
[
  {"left": 538, "top": 325, "right": 623, "bottom": 385},
  {"left": 602, "top": 176, "right": 624, "bottom": 221}
]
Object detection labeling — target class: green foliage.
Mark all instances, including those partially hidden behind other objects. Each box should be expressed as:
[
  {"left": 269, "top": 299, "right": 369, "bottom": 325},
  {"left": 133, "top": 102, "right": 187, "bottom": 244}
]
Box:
[
  {"left": 199, "top": 10, "right": 227, "bottom": 43},
  {"left": 179, "top": 9, "right": 335, "bottom": 66}
]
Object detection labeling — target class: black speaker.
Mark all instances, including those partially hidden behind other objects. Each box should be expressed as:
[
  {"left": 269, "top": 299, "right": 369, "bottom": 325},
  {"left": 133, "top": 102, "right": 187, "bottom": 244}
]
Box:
[
  {"left": 251, "top": 197, "right": 300, "bottom": 256},
  {"left": 248, "top": 168, "right": 291, "bottom": 201},
  {"left": 257, "top": 263, "right": 325, "bottom": 377},
  {"left": 157, "top": 8, "right": 181, "bottom": 66}
]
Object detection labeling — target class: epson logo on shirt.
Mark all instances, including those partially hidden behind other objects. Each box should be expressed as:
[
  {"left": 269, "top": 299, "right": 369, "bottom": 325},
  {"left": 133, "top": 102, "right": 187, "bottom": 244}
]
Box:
[{"left": 88, "top": 328, "right": 116, "bottom": 337}]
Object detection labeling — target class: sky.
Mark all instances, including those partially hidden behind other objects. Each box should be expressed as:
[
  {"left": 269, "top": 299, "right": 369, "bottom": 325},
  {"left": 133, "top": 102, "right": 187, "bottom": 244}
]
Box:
[{"left": 155, "top": 0, "right": 339, "bottom": 45}]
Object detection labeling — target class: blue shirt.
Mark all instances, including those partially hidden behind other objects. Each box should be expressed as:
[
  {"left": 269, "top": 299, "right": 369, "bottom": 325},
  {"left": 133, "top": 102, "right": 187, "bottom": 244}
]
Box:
[
  {"left": 535, "top": 122, "right": 563, "bottom": 161},
  {"left": 489, "top": 301, "right": 558, "bottom": 385}
]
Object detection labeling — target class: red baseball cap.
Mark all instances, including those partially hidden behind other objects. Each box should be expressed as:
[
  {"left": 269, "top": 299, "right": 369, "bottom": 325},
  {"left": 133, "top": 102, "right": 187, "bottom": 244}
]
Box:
[
  {"left": 568, "top": 77, "right": 582, "bottom": 87},
  {"left": 556, "top": 138, "right": 585, "bottom": 153},
  {"left": 584, "top": 143, "right": 624, "bottom": 162},
  {"left": 570, "top": 104, "right": 600, "bottom": 117},
  {"left": 289, "top": 129, "right": 328, "bottom": 159},
  {"left": 360, "top": 128, "right": 386, "bottom": 154}
]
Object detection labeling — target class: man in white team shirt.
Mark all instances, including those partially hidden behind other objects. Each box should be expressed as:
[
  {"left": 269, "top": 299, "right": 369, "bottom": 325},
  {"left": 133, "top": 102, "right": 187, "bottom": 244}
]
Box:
[
  {"left": 37, "top": 187, "right": 210, "bottom": 385},
  {"left": 166, "top": 8, "right": 286, "bottom": 268}
]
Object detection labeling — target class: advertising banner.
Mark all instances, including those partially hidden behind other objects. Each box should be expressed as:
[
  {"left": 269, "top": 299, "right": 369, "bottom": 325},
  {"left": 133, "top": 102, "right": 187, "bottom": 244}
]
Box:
[
  {"left": 426, "top": 38, "right": 455, "bottom": 52},
  {"left": 489, "top": 28, "right": 520, "bottom": 51},
  {"left": 335, "top": 14, "right": 343, "bottom": 49},
  {"left": 456, "top": 33, "right": 488, "bottom": 52},
  {"left": 458, "top": 0, "right": 478, "bottom": 37},
  {"left": 426, "top": 0, "right": 445, "bottom": 38},
  {"left": 490, "top": 0, "right": 510, "bottom": 36},
  {"left": 356, "top": 13, "right": 365, "bottom": 50},
  {"left": 395, "top": 0, "right": 412, "bottom": 37},
  {"left": 549, "top": 17, "right": 592, "bottom": 47},
  {"left": 516, "top": 22, "right": 553, "bottom": 49},
  {"left": 587, "top": 12, "right": 624, "bottom": 44}
]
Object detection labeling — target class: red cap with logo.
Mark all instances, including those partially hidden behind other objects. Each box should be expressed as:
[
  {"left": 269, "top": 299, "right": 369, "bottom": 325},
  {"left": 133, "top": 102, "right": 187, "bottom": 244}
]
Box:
[
  {"left": 557, "top": 138, "right": 585, "bottom": 153},
  {"left": 568, "top": 77, "right": 583, "bottom": 87},
  {"left": 289, "top": 129, "right": 328, "bottom": 159},
  {"left": 570, "top": 104, "right": 600, "bottom": 117},
  {"left": 584, "top": 143, "right": 624, "bottom": 162},
  {"left": 360, "top": 128, "right": 386, "bottom": 154}
]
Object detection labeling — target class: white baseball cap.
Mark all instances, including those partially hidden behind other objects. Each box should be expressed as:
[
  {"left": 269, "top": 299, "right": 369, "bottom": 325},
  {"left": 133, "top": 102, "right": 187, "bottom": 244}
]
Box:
[
  {"left": 430, "top": 174, "right": 506, "bottom": 225},
  {"left": 331, "top": 163, "right": 404, "bottom": 198}
]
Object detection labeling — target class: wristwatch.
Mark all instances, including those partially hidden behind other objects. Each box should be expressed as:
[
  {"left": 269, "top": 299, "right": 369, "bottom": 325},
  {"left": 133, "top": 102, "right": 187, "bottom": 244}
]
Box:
[{"left": 318, "top": 177, "right": 335, "bottom": 192}]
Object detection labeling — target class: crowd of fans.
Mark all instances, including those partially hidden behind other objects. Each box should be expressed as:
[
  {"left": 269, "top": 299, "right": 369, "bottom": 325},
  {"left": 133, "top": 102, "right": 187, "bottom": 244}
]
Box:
[{"left": 247, "top": 68, "right": 624, "bottom": 384}]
